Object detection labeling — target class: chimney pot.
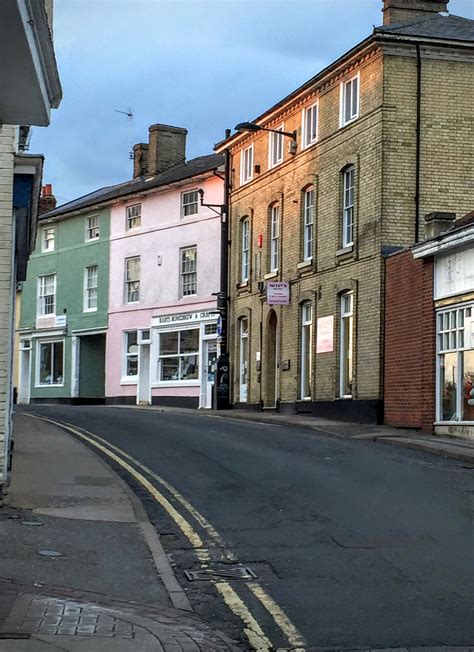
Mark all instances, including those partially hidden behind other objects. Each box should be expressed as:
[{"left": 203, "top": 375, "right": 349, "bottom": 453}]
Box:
[
  {"left": 382, "top": 0, "right": 449, "bottom": 25},
  {"left": 39, "top": 183, "right": 57, "bottom": 215}
]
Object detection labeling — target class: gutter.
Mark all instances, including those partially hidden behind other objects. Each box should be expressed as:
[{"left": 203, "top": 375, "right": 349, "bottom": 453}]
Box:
[{"left": 412, "top": 224, "right": 474, "bottom": 258}]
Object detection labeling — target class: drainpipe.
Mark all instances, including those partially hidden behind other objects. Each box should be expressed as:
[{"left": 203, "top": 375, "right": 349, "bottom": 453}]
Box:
[{"left": 415, "top": 42, "right": 422, "bottom": 243}]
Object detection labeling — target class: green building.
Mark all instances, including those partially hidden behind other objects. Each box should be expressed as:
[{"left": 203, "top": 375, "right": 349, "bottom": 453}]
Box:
[{"left": 17, "top": 199, "right": 110, "bottom": 403}]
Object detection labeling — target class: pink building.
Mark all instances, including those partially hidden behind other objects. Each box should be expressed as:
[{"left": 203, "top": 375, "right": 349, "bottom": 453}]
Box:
[{"left": 106, "top": 124, "right": 224, "bottom": 408}]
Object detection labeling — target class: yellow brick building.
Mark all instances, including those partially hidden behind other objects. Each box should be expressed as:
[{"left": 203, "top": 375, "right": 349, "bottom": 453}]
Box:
[{"left": 215, "top": 0, "right": 474, "bottom": 422}]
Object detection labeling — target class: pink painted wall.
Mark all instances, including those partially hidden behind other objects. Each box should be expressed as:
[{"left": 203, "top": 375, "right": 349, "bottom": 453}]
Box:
[{"left": 106, "top": 174, "right": 223, "bottom": 398}]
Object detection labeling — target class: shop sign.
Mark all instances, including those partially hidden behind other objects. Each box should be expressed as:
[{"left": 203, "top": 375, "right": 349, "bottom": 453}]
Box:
[
  {"left": 154, "top": 310, "right": 215, "bottom": 326},
  {"left": 267, "top": 281, "right": 290, "bottom": 306},
  {"left": 55, "top": 315, "right": 67, "bottom": 327},
  {"left": 317, "top": 315, "right": 334, "bottom": 353}
]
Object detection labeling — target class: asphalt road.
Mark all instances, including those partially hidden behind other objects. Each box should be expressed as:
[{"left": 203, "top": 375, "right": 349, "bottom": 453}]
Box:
[{"left": 21, "top": 405, "right": 474, "bottom": 650}]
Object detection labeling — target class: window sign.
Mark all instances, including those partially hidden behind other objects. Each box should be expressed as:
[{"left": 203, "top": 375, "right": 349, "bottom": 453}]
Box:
[{"left": 317, "top": 315, "right": 334, "bottom": 353}]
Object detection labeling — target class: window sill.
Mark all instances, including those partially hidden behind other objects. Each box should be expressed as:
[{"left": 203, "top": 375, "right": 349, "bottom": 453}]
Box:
[
  {"left": 120, "top": 378, "right": 138, "bottom": 385},
  {"left": 85, "top": 238, "right": 100, "bottom": 243},
  {"left": 337, "top": 395, "right": 353, "bottom": 400},
  {"left": 35, "top": 383, "right": 65, "bottom": 389},
  {"left": 237, "top": 281, "right": 249, "bottom": 290},
  {"left": 151, "top": 381, "right": 200, "bottom": 388},
  {"left": 302, "top": 140, "right": 318, "bottom": 150},
  {"left": 336, "top": 245, "right": 353, "bottom": 257},
  {"left": 340, "top": 116, "right": 359, "bottom": 129},
  {"left": 264, "top": 271, "right": 278, "bottom": 280},
  {"left": 83, "top": 308, "right": 97, "bottom": 314}
]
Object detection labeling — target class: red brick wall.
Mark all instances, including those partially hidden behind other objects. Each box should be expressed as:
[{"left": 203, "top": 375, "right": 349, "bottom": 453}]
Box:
[{"left": 384, "top": 250, "right": 436, "bottom": 431}]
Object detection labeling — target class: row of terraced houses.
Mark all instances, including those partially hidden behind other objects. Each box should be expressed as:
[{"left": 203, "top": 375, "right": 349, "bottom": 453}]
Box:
[{"left": 16, "top": 0, "right": 474, "bottom": 440}]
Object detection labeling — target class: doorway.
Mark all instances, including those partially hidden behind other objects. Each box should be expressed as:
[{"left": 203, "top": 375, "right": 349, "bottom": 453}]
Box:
[
  {"left": 137, "top": 343, "right": 151, "bottom": 405},
  {"left": 264, "top": 310, "right": 278, "bottom": 408},
  {"left": 200, "top": 339, "right": 217, "bottom": 408},
  {"left": 18, "top": 342, "right": 31, "bottom": 404}
]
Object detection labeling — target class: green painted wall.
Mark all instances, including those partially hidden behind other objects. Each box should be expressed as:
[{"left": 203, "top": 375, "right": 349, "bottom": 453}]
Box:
[
  {"left": 79, "top": 334, "right": 106, "bottom": 398},
  {"left": 20, "top": 208, "right": 110, "bottom": 399}
]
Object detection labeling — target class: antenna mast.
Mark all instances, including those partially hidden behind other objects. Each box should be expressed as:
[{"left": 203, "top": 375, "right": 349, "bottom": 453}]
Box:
[{"left": 115, "top": 108, "right": 135, "bottom": 160}]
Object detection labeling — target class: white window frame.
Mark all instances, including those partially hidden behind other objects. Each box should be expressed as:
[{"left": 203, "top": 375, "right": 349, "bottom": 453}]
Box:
[
  {"left": 303, "top": 187, "right": 315, "bottom": 261},
  {"left": 268, "top": 125, "right": 284, "bottom": 168},
  {"left": 239, "top": 318, "right": 249, "bottom": 402},
  {"left": 240, "top": 145, "right": 254, "bottom": 185},
  {"left": 342, "top": 167, "right": 355, "bottom": 248},
  {"left": 35, "top": 339, "right": 64, "bottom": 387},
  {"left": 436, "top": 303, "right": 474, "bottom": 423},
  {"left": 241, "top": 218, "right": 250, "bottom": 283},
  {"left": 270, "top": 204, "right": 280, "bottom": 272},
  {"left": 300, "top": 302, "right": 313, "bottom": 400},
  {"left": 85, "top": 215, "right": 100, "bottom": 241},
  {"left": 125, "top": 256, "right": 140, "bottom": 304},
  {"left": 126, "top": 204, "right": 141, "bottom": 230},
  {"left": 83, "top": 265, "right": 98, "bottom": 313},
  {"left": 302, "top": 103, "right": 318, "bottom": 148},
  {"left": 340, "top": 72, "right": 360, "bottom": 127},
  {"left": 41, "top": 226, "right": 55, "bottom": 253},
  {"left": 181, "top": 189, "right": 199, "bottom": 217},
  {"left": 339, "top": 291, "right": 354, "bottom": 398},
  {"left": 156, "top": 326, "right": 200, "bottom": 386},
  {"left": 37, "top": 274, "right": 56, "bottom": 317},
  {"left": 180, "top": 246, "right": 197, "bottom": 297},
  {"left": 122, "top": 330, "right": 139, "bottom": 382}
]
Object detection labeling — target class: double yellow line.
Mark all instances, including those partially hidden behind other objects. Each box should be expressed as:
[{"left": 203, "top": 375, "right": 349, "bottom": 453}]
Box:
[{"left": 26, "top": 413, "right": 306, "bottom": 651}]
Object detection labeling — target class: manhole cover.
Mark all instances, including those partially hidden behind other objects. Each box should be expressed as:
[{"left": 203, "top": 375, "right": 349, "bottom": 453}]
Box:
[
  {"left": 185, "top": 565, "right": 257, "bottom": 581},
  {"left": 37, "top": 549, "right": 62, "bottom": 557}
]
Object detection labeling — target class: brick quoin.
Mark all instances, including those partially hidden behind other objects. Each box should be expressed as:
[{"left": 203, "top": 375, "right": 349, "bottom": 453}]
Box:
[{"left": 384, "top": 249, "right": 436, "bottom": 431}]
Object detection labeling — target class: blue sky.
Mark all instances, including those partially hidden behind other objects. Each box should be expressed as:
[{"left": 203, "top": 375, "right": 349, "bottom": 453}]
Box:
[{"left": 32, "top": 0, "right": 474, "bottom": 205}]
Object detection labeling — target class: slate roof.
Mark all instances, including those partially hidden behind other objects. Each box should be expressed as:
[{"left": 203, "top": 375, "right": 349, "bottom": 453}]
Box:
[
  {"left": 375, "top": 13, "right": 474, "bottom": 42},
  {"left": 41, "top": 153, "right": 225, "bottom": 220}
]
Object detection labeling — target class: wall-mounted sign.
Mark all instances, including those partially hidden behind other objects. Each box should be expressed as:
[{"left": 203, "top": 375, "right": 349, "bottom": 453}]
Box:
[
  {"left": 267, "top": 281, "right": 290, "bottom": 306},
  {"left": 55, "top": 315, "right": 67, "bottom": 328},
  {"left": 153, "top": 310, "right": 215, "bottom": 326},
  {"left": 316, "top": 315, "right": 334, "bottom": 353}
]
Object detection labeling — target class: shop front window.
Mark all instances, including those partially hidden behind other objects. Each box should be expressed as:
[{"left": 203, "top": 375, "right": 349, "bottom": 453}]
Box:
[
  {"left": 437, "top": 305, "right": 474, "bottom": 422},
  {"left": 158, "top": 329, "right": 199, "bottom": 382}
]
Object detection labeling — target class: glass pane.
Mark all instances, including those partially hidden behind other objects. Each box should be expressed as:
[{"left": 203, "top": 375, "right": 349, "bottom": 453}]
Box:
[
  {"left": 351, "top": 77, "right": 358, "bottom": 116},
  {"left": 53, "top": 342, "right": 63, "bottom": 384},
  {"left": 160, "top": 332, "right": 178, "bottom": 355},
  {"left": 462, "top": 349, "right": 474, "bottom": 421},
  {"left": 180, "top": 329, "right": 199, "bottom": 354},
  {"left": 302, "top": 324, "right": 312, "bottom": 398},
  {"left": 345, "top": 82, "right": 352, "bottom": 122},
  {"left": 161, "top": 357, "right": 179, "bottom": 381},
  {"left": 180, "top": 355, "right": 199, "bottom": 380},
  {"left": 127, "top": 355, "right": 138, "bottom": 376},
  {"left": 127, "top": 331, "right": 138, "bottom": 351},
  {"left": 440, "top": 352, "right": 458, "bottom": 421},
  {"left": 342, "top": 314, "right": 353, "bottom": 396},
  {"left": 39, "top": 343, "right": 52, "bottom": 384}
]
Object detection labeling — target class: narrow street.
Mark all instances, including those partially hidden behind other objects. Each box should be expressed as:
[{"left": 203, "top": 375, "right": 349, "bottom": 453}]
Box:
[{"left": 19, "top": 404, "right": 474, "bottom": 651}]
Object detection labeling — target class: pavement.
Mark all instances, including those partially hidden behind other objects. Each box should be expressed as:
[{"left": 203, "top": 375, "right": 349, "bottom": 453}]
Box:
[
  {"left": 110, "top": 404, "right": 474, "bottom": 464},
  {"left": 0, "top": 413, "right": 240, "bottom": 651}
]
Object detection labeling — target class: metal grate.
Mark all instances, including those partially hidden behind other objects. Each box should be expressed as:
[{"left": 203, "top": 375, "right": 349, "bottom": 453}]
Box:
[{"left": 184, "top": 565, "right": 257, "bottom": 581}]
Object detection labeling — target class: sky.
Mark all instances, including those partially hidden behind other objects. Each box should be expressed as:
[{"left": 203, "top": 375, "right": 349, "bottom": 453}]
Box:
[{"left": 31, "top": 0, "right": 474, "bottom": 206}]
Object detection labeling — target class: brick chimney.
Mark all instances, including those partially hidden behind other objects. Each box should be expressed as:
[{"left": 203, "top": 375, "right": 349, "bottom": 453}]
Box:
[
  {"left": 382, "top": 0, "right": 449, "bottom": 25},
  {"left": 424, "top": 211, "right": 455, "bottom": 238},
  {"left": 133, "top": 143, "right": 149, "bottom": 178},
  {"left": 147, "top": 123, "right": 187, "bottom": 176},
  {"left": 39, "top": 184, "right": 57, "bottom": 215}
]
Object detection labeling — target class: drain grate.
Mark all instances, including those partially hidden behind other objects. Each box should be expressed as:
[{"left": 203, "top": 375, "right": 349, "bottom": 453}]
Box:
[
  {"left": 185, "top": 565, "right": 257, "bottom": 581},
  {"left": 0, "top": 633, "right": 31, "bottom": 639}
]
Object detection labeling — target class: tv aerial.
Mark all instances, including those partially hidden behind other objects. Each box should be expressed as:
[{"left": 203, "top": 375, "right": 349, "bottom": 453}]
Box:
[{"left": 115, "top": 107, "right": 135, "bottom": 160}]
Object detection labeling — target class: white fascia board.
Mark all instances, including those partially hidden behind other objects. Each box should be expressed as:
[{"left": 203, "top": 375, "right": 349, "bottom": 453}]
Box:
[{"left": 413, "top": 226, "right": 474, "bottom": 259}]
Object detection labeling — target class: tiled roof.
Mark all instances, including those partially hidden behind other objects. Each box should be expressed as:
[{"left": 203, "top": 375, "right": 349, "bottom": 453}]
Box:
[
  {"left": 453, "top": 210, "right": 474, "bottom": 227},
  {"left": 40, "top": 153, "right": 225, "bottom": 220},
  {"left": 375, "top": 13, "right": 474, "bottom": 42}
]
